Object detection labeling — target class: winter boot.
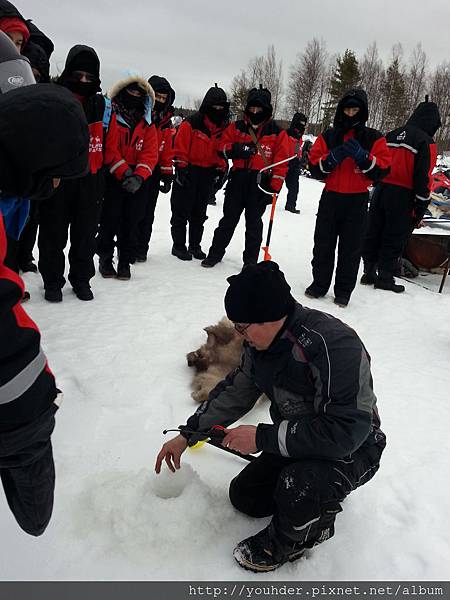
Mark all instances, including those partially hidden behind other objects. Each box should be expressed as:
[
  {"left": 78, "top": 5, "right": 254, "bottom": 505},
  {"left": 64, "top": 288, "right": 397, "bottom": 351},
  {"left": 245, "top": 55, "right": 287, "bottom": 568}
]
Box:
[
  {"left": 188, "top": 246, "right": 207, "bottom": 260},
  {"left": 233, "top": 523, "right": 305, "bottom": 573},
  {"left": 44, "top": 287, "right": 62, "bottom": 303},
  {"left": 360, "top": 262, "right": 377, "bottom": 285},
  {"left": 374, "top": 276, "right": 405, "bottom": 293},
  {"left": 99, "top": 256, "right": 117, "bottom": 279},
  {"left": 201, "top": 256, "right": 221, "bottom": 268},
  {"left": 171, "top": 245, "right": 192, "bottom": 261},
  {"left": 116, "top": 263, "right": 131, "bottom": 280},
  {"left": 72, "top": 284, "right": 94, "bottom": 301},
  {"left": 20, "top": 260, "right": 37, "bottom": 273},
  {"left": 304, "top": 284, "right": 325, "bottom": 299},
  {"left": 334, "top": 296, "right": 349, "bottom": 307},
  {"left": 135, "top": 254, "right": 147, "bottom": 263},
  {"left": 285, "top": 206, "right": 300, "bottom": 214}
]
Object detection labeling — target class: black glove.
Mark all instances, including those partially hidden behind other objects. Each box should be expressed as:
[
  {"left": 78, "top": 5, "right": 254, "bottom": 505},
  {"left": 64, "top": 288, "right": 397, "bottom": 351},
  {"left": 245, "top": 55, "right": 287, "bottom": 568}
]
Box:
[
  {"left": 122, "top": 168, "right": 133, "bottom": 179},
  {"left": 159, "top": 174, "right": 173, "bottom": 194},
  {"left": 343, "top": 138, "right": 369, "bottom": 166},
  {"left": 175, "top": 167, "right": 190, "bottom": 187},
  {"left": 121, "top": 174, "right": 144, "bottom": 194},
  {"left": 321, "top": 144, "right": 349, "bottom": 172},
  {"left": 229, "top": 142, "right": 257, "bottom": 159}
]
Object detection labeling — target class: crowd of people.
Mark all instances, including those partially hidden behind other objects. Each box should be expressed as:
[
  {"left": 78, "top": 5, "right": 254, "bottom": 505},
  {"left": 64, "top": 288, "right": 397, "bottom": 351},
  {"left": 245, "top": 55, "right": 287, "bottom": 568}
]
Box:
[{"left": 0, "top": 0, "right": 443, "bottom": 576}]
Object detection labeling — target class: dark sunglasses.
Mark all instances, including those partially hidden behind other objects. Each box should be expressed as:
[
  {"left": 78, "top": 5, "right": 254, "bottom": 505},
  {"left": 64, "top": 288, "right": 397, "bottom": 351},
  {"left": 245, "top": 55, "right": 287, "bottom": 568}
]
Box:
[{"left": 233, "top": 322, "right": 251, "bottom": 335}]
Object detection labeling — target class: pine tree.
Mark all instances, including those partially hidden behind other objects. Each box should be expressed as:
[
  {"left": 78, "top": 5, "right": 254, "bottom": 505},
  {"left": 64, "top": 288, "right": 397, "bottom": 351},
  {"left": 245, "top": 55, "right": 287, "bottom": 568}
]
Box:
[
  {"left": 322, "top": 49, "right": 360, "bottom": 127},
  {"left": 381, "top": 57, "right": 408, "bottom": 131}
]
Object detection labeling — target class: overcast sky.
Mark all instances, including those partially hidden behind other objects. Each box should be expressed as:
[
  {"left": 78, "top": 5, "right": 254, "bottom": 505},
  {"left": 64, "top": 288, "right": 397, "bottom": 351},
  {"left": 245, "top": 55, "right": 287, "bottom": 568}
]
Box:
[{"left": 17, "top": 0, "right": 450, "bottom": 108}]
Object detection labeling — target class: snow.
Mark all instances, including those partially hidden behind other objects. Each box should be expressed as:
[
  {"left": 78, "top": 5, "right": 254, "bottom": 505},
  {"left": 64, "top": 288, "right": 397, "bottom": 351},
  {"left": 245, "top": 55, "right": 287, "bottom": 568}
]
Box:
[{"left": 1, "top": 178, "right": 449, "bottom": 581}]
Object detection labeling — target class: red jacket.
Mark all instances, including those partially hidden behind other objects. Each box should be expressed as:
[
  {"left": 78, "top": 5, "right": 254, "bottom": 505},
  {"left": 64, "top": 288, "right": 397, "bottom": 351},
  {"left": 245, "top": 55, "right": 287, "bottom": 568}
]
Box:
[
  {"left": 309, "top": 129, "right": 391, "bottom": 193},
  {"left": 108, "top": 117, "right": 159, "bottom": 181},
  {"left": 0, "top": 215, "right": 57, "bottom": 428},
  {"left": 156, "top": 113, "right": 175, "bottom": 176},
  {"left": 218, "top": 118, "right": 290, "bottom": 191},
  {"left": 173, "top": 113, "right": 227, "bottom": 170}
]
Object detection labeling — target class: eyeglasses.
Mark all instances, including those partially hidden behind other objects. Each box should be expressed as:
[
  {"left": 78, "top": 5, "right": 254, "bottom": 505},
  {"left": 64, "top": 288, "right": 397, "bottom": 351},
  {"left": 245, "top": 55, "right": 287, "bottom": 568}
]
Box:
[{"left": 233, "top": 322, "right": 252, "bottom": 335}]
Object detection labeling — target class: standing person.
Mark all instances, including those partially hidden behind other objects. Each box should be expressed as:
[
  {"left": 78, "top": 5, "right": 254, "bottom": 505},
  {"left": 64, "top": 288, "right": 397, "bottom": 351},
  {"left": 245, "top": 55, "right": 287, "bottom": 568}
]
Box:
[
  {"left": 38, "top": 45, "right": 120, "bottom": 302},
  {"left": 170, "top": 84, "right": 229, "bottom": 261},
  {"left": 361, "top": 99, "right": 441, "bottom": 293},
  {"left": 0, "top": 71, "right": 89, "bottom": 534},
  {"left": 284, "top": 112, "right": 307, "bottom": 214},
  {"left": 202, "top": 86, "right": 289, "bottom": 268},
  {"left": 97, "top": 74, "right": 158, "bottom": 280},
  {"left": 135, "top": 75, "right": 175, "bottom": 262},
  {"left": 156, "top": 261, "right": 386, "bottom": 573},
  {"left": 306, "top": 89, "right": 391, "bottom": 307}
]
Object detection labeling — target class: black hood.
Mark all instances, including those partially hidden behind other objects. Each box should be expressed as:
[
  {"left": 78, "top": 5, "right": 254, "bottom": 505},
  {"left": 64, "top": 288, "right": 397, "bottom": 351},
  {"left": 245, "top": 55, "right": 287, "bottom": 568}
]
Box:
[
  {"left": 22, "top": 40, "right": 49, "bottom": 82},
  {"left": 0, "top": 83, "right": 89, "bottom": 198},
  {"left": 0, "top": 0, "right": 24, "bottom": 19},
  {"left": 59, "top": 44, "right": 101, "bottom": 90},
  {"left": 199, "top": 84, "right": 229, "bottom": 113},
  {"left": 288, "top": 112, "right": 307, "bottom": 136},
  {"left": 148, "top": 75, "right": 175, "bottom": 107},
  {"left": 334, "top": 88, "right": 368, "bottom": 129},
  {"left": 407, "top": 101, "right": 441, "bottom": 138},
  {"left": 25, "top": 20, "right": 54, "bottom": 59},
  {"left": 246, "top": 86, "right": 272, "bottom": 112}
]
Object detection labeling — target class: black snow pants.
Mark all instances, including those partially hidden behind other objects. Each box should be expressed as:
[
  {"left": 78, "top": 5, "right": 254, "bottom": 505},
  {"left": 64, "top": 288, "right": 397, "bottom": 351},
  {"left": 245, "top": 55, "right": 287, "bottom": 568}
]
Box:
[
  {"left": 38, "top": 173, "right": 104, "bottom": 291},
  {"left": 97, "top": 173, "right": 149, "bottom": 266},
  {"left": 285, "top": 160, "right": 300, "bottom": 210},
  {"left": 0, "top": 404, "right": 58, "bottom": 536},
  {"left": 362, "top": 183, "right": 415, "bottom": 276},
  {"left": 136, "top": 167, "right": 161, "bottom": 259},
  {"left": 229, "top": 433, "right": 385, "bottom": 547},
  {"left": 17, "top": 200, "right": 39, "bottom": 269},
  {"left": 311, "top": 190, "right": 369, "bottom": 300},
  {"left": 170, "top": 165, "right": 214, "bottom": 250},
  {"left": 207, "top": 169, "right": 268, "bottom": 265}
]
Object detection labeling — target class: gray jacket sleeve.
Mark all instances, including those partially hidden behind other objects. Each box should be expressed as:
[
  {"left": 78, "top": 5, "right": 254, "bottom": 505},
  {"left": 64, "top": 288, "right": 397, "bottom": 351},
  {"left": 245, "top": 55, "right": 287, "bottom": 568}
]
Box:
[{"left": 182, "top": 346, "right": 261, "bottom": 444}]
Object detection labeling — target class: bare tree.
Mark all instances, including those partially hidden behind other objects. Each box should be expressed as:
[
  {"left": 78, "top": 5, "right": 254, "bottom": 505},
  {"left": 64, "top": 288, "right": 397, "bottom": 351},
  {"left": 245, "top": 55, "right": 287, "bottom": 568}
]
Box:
[
  {"left": 359, "top": 42, "right": 385, "bottom": 129},
  {"left": 286, "top": 38, "right": 328, "bottom": 126},
  {"left": 429, "top": 61, "right": 450, "bottom": 152},
  {"left": 229, "top": 45, "right": 283, "bottom": 118},
  {"left": 405, "top": 43, "right": 428, "bottom": 114}
]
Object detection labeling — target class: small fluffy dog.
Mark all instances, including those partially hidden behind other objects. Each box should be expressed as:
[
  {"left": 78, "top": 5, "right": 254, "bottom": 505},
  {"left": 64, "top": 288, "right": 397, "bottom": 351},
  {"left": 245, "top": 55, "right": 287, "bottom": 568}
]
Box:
[{"left": 187, "top": 317, "right": 244, "bottom": 403}]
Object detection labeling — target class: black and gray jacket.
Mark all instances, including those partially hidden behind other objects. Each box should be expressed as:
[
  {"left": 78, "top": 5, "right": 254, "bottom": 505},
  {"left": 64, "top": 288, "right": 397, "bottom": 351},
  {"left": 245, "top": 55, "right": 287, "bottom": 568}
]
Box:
[{"left": 181, "top": 303, "right": 384, "bottom": 460}]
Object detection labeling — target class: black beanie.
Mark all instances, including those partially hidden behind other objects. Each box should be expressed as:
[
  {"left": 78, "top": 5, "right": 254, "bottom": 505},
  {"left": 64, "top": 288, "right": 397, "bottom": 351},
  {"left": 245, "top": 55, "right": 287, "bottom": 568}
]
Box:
[{"left": 224, "top": 261, "right": 294, "bottom": 324}]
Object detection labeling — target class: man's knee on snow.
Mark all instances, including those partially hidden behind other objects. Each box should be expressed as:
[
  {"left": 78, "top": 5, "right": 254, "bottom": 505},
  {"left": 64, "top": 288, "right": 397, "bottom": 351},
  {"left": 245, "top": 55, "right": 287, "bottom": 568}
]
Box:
[{"left": 229, "top": 475, "right": 274, "bottom": 518}]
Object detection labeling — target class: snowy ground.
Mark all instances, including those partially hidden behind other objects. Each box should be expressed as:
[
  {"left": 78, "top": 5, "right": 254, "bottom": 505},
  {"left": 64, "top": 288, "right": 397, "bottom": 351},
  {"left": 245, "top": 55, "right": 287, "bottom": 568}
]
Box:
[{"left": 1, "top": 178, "right": 449, "bottom": 581}]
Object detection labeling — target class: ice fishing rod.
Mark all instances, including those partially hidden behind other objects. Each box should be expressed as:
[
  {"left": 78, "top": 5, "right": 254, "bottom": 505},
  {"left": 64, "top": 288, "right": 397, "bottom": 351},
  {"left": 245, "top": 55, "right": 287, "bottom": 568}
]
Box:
[
  {"left": 257, "top": 155, "right": 297, "bottom": 261},
  {"left": 162, "top": 427, "right": 256, "bottom": 462}
]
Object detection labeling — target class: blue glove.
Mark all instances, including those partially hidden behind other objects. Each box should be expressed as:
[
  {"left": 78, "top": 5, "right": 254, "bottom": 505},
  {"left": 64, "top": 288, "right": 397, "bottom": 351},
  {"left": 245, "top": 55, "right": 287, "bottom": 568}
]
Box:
[
  {"left": 343, "top": 138, "right": 369, "bottom": 165},
  {"left": 321, "top": 144, "right": 348, "bottom": 171}
]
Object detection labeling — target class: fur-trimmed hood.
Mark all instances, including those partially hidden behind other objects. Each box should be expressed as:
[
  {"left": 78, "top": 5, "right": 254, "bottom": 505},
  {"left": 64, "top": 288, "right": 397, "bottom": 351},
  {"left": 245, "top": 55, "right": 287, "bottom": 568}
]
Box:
[{"left": 108, "top": 74, "right": 155, "bottom": 125}]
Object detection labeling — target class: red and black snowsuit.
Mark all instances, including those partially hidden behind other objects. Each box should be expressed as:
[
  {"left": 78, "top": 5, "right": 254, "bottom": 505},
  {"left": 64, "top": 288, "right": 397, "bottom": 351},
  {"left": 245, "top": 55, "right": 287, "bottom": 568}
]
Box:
[
  {"left": 308, "top": 88, "right": 391, "bottom": 302},
  {"left": 96, "top": 75, "right": 159, "bottom": 268},
  {"left": 206, "top": 88, "right": 289, "bottom": 266},
  {"left": 0, "top": 83, "right": 88, "bottom": 536},
  {"left": 284, "top": 112, "right": 307, "bottom": 211},
  {"left": 136, "top": 75, "right": 175, "bottom": 260},
  {"left": 362, "top": 100, "right": 441, "bottom": 280},
  {"left": 38, "top": 45, "right": 120, "bottom": 296},
  {"left": 170, "top": 85, "right": 229, "bottom": 254}
]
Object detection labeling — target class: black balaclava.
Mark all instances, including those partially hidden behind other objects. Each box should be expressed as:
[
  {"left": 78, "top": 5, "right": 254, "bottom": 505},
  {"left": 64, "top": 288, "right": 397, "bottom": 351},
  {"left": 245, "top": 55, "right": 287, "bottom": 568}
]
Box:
[
  {"left": 288, "top": 112, "right": 307, "bottom": 137},
  {"left": 334, "top": 88, "right": 369, "bottom": 133},
  {"left": 0, "top": 83, "right": 89, "bottom": 199},
  {"left": 148, "top": 75, "right": 175, "bottom": 121},
  {"left": 199, "top": 84, "right": 230, "bottom": 126},
  {"left": 58, "top": 45, "right": 101, "bottom": 97},
  {"left": 407, "top": 99, "right": 442, "bottom": 138},
  {"left": 224, "top": 261, "right": 295, "bottom": 324},
  {"left": 25, "top": 19, "right": 54, "bottom": 59},
  {"left": 245, "top": 86, "right": 273, "bottom": 126},
  {"left": 117, "top": 82, "right": 145, "bottom": 109}
]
